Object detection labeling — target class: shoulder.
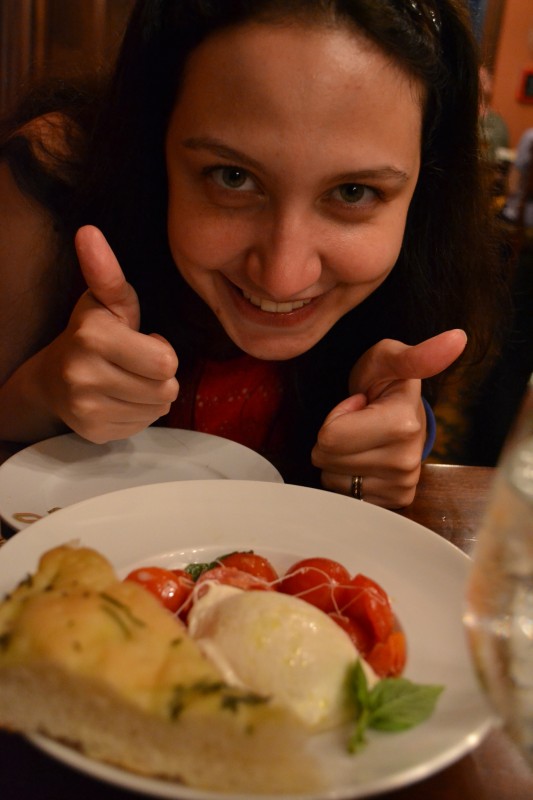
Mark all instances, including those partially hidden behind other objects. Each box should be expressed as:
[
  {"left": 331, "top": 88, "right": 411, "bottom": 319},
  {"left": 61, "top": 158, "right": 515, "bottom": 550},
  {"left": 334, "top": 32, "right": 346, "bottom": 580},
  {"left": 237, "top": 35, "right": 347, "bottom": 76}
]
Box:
[
  {"left": 0, "top": 155, "right": 74, "bottom": 385},
  {"left": 0, "top": 156, "right": 55, "bottom": 238},
  {"left": 0, "top": 151, "right": 62, "bottom": 294},
  {"left": 0, "top": 114, "right": 68, "bottom": 280}
]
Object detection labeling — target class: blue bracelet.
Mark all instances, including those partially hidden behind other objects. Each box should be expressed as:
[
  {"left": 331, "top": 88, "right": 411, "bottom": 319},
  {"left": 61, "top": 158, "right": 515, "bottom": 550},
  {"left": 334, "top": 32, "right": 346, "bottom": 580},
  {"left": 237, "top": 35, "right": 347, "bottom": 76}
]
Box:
[{"left": 421, "top": 397, "right": 437, "bottom": 460}]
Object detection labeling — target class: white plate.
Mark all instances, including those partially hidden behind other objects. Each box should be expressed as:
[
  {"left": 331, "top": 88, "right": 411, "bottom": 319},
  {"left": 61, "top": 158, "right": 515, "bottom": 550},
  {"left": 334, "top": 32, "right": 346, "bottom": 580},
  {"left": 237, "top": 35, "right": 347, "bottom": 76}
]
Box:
[
  {"left": 0, "top": 428, "right": 283, "bottom": 530},
  {"left": 0, "top": 480, "right": 495, "bottom": 800}
]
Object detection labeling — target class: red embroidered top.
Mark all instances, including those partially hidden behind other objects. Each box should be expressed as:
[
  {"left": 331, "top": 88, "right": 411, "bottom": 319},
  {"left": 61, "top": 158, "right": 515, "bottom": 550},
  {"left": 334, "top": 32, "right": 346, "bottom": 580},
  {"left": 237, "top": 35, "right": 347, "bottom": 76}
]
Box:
[{"left": 162, "top": 354, "right": 288, "bottom": 456}]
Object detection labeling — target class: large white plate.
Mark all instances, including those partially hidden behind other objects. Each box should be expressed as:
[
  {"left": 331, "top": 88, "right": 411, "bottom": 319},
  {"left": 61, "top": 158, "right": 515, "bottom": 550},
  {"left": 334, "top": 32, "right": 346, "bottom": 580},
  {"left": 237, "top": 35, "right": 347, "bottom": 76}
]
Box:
[
  {"left": 0, "top": 480, "right": 495, "bottom": 799},
  {"left": 0, "top": 428, "right": 283, "bottom": 531}
]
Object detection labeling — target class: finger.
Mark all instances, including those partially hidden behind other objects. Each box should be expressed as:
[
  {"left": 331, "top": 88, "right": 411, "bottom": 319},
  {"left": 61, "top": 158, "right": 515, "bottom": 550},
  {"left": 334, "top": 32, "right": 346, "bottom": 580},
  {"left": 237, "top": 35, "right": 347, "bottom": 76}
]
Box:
[
  {"left": 317, "top": 389, "right": 424, "bottom": 456},
  {"left": 314, "top": 432, "right": 423, "bottom": 475},
  {"left": 79, "top": 359, "right": 179, "bottom": 406},
  {"left": 65, "top": 400, "right": 175, "bottom": 445},
  {"left": 71, "top": 313, "right": 179, "bottom": 381},
  {"left": 320, "top": 470, "right": 419, "bottom": 509},
  {"left": 350, "top": 329, "right": 467, "bottom": 400},
  {"left": 74, "top": 225, "right": 140, "bottom": 330},
  {"left": 382, "top": 329, "right": 467, "bottom": 381}
]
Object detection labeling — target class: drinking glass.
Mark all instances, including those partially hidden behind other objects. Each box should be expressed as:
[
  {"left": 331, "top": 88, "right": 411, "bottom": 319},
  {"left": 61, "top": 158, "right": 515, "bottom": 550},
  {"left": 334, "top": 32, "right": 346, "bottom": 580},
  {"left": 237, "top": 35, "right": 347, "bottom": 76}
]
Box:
[{"left": 464, "top": 375, "right": 533, "bottom": 766}]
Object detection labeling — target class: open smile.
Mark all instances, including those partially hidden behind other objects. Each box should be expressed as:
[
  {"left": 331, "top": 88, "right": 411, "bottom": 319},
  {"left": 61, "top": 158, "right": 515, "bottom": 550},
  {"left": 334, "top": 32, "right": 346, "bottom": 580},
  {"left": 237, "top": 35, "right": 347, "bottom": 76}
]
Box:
[{"left": 242, "top": 290, "right": 313, "bottom": 314}]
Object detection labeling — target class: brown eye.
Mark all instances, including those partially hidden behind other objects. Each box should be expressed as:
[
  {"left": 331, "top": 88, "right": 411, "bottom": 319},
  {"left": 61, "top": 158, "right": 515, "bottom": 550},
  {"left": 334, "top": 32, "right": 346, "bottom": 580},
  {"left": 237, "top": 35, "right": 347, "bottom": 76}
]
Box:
[
  {"left": 214, "top": 167, "right": 251, "bottom": 189},
  {"left": 332, "top": 182, "right": 378, "bottom": 208},
  {"left": 338, "top": 183, "right": 365, "bottom": 203}
]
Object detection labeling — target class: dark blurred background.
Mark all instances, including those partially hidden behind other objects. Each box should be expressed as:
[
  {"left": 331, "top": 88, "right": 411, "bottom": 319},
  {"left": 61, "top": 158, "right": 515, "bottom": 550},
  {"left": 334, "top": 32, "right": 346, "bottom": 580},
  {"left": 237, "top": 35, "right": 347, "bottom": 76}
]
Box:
[{"left": 1, "top": 0, "right": 134, "bottom": 114}]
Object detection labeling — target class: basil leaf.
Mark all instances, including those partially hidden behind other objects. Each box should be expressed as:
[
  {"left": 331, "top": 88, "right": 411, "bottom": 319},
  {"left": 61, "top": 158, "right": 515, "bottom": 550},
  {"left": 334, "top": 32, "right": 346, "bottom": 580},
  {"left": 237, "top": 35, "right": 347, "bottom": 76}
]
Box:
[
  {"left": 184, "top": 551, "right": 251, "bottom": 581},
  {"left": 345, "top": 661, "right": 444, "bottom": 753},
  {"left": 368, "top": 678, "right": 444, "bottom": 731},
  {"left": 184, "top": 560, "right": 220, "bottom": 581}
]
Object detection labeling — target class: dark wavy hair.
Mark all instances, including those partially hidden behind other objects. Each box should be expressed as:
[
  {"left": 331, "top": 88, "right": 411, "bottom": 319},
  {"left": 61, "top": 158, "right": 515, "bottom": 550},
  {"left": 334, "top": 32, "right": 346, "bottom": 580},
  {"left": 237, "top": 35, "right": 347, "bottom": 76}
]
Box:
[{"left": 0, "top": 0, "right": 508, "bottom": 473}]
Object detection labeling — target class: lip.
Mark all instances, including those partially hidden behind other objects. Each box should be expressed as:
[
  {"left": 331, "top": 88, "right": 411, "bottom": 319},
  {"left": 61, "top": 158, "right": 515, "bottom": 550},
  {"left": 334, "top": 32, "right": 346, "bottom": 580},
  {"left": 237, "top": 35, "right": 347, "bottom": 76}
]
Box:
[{"left": 225, "top": 281, "right": 322, "bottom": 328}]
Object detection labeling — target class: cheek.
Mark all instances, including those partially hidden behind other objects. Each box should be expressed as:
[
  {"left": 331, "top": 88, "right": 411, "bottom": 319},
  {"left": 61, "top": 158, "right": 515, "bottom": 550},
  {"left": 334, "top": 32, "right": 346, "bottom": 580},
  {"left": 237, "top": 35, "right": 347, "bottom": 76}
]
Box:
[
  {"left": 167, "top": 208, "right": 249, "bottom": 276},
  {"left": 333, "top": 226, "right": 404, "bottom": 286}
]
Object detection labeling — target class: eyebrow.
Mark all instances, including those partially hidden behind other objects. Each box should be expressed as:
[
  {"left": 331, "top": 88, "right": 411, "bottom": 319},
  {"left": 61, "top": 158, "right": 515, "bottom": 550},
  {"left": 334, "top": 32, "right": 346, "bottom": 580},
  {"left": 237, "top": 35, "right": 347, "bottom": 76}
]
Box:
[
  {"left": 182, "top": 137, "right": 264, "bottom": 172},
  {"left": 182, "top": 135, "right": 410, "bottom": 184}
]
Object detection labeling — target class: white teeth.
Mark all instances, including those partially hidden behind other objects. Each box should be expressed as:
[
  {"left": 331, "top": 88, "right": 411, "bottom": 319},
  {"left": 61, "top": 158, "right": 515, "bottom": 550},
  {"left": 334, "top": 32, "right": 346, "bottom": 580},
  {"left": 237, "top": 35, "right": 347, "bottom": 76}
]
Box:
[{"left": 242, "top": 291, "right": 312, "bottom": 313}]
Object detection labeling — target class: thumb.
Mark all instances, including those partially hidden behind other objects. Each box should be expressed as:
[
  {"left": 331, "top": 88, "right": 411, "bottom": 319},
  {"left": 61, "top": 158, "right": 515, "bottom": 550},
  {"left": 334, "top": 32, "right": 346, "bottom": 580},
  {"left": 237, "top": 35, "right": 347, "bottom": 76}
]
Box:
[
  {"left": 74, "top": 225, "right": 140, "bottom": 330},
  {"left": 350, "top": 329, "right": 468, "bottom": 401}
]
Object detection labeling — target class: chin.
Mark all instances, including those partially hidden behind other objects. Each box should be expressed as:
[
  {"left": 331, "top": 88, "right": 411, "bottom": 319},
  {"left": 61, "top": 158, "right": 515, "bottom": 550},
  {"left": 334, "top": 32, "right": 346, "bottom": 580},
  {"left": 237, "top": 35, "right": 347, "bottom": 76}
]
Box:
[{"left": 227, "top": 333, "right": 320, "bottom": 362}]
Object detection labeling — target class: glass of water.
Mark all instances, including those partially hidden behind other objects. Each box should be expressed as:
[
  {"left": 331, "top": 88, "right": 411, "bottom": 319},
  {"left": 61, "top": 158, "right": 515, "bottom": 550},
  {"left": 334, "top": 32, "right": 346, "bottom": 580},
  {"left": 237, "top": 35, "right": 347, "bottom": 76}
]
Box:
[{"left": 464, "top": 375, "right": 533, "bottom": 766}]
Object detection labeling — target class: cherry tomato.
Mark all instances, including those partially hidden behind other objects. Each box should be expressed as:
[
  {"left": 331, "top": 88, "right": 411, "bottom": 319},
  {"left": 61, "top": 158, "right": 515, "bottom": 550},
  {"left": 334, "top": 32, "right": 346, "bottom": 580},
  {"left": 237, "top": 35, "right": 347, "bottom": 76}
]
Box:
[
  {"left": 328, "top": 612, "right": 373, "bottom": 656},
  {"left": 196, "top": 565, "right": 274, "bottom": 594},
  {"left": 218, "top": 552, "right": 279, "bottom": 583},
  {"left": 278, "top": 557, "right": 350, "bottom": 613},
  {"left": 170, "top": 568, "right": 199, "bottom": 619},
  {"left": 337, "top": 573, "right": 395, "bottom": 643},
  {"left": 365, "top": 630, "right": 407, "bottom": 677},
  {"left": 125, "top": 566, "right": 194, "bottom": 614}
]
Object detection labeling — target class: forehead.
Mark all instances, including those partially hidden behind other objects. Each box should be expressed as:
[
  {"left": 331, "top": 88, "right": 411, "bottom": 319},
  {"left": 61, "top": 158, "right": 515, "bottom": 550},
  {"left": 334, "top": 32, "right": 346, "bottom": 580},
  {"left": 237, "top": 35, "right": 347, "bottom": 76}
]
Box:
[{"left": 169, "top": 21, "right": 423, "bottom": 166}]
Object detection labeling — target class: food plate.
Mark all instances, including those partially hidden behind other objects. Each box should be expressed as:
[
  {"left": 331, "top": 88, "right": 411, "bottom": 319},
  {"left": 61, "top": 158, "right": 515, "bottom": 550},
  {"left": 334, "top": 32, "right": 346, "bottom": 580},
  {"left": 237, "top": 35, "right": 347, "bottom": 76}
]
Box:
[
  {"left": 0, "top": 428, "right": 283, "bottom": 531},
  {"left": 0, "top": 480, "right": 495, "bottom": 799}
]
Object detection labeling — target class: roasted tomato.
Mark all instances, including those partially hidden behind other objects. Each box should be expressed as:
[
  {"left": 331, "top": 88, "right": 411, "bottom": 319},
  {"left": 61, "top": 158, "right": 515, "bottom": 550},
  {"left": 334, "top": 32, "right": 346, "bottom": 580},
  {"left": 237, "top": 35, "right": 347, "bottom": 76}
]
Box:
[
  {"left": 125, "top": 566, "right": 194, "bottom": 614},
  {"left": 365, "top": 631, "right": 407, "bottom": 678},
  {"left": 337, "top": 574, "right": 395, "bottom": 643},
  {"left": 278, "top": 557, "right": 350, "bottom": 613},
  {"left": 217, "top": 551, "right": 279, "bottom": 583},
  {"left": 195, "top": 565, "right": 274, "bottom": 593},
  {"left": 328, "top": 612, "right": 374, "bottom": 656}
]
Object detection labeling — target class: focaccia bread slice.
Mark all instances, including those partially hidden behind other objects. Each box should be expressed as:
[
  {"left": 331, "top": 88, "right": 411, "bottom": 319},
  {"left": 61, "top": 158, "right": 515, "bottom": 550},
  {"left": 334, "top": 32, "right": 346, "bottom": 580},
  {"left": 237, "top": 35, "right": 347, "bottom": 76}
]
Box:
[{"left": 0, "top": 544, "right": 322, "bottom": 794}]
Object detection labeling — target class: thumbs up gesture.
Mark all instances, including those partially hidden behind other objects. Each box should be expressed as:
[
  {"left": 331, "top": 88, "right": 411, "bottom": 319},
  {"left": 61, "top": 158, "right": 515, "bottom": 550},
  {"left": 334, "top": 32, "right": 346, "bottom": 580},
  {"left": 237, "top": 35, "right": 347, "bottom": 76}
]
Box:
[
  {"left": 312, "top": 330, "right": 467, "bottom": 508},
  {"left": 39, "top": 225, "right": 178, "bottom": 443}
]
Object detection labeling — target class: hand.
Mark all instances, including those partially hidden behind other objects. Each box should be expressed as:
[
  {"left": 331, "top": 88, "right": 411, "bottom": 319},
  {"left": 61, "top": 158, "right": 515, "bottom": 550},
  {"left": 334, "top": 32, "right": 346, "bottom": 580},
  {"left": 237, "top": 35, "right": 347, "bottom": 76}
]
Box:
[
  {"left": 36, "top": 225, "right": 179, "bottom": 443},
  {"left": 311, "top": 330, "right": 467, "bottom": 509}
]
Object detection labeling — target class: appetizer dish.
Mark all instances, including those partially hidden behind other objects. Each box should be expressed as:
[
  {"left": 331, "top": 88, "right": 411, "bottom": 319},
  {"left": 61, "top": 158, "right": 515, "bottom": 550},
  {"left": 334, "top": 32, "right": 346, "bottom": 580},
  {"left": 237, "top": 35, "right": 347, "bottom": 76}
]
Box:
[{"left": 0, "top": 543, "right": 442, "bottom": 794}]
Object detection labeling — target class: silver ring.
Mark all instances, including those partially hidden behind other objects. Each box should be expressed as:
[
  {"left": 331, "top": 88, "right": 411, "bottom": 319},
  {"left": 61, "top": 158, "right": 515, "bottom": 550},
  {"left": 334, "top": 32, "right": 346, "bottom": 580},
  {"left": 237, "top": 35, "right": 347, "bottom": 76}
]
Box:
[{"left": 350, "top": 475, "right": 363, "bottom": 500}]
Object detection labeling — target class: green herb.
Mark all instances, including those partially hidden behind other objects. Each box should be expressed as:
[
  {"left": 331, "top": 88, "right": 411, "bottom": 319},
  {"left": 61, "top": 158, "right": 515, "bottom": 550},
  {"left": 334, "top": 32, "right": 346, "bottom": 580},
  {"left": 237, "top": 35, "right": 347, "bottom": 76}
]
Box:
[
  {"left": 346, "top": 660, "right": 444, "bottom": 753},
  {"left": 220, "top": 689, "right": 269, "bottom": 713},
  {"left": 168, "top": 680, "right": 226, "bottom": 719},
  {"left": 184, "top": 560, "right": 221, "bottom": 582},
  {"left": 167, "top": 679, "right": 268, "bottom": 720},
  {"left": 184, "top": 551, "right": 251, "bottom": 581},
  {"left": 101, "top": 603, "right": 133, "bottom": 639},
  {"left": 100, "top": 592, "right": 146, "bottom": 628}
]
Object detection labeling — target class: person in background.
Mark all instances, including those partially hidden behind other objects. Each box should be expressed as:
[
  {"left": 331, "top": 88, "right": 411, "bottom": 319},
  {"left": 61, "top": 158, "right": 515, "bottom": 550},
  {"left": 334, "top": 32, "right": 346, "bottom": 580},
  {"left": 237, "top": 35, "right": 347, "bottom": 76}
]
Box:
[
  {"left": 478, "top": 64, "right": 510, "bottom": 165},
  {"left": 0, "top": 0, "right": 508, "bottom": 508},
  {"left": 501, "top": 127, "right": 533, "bottom": 230}
]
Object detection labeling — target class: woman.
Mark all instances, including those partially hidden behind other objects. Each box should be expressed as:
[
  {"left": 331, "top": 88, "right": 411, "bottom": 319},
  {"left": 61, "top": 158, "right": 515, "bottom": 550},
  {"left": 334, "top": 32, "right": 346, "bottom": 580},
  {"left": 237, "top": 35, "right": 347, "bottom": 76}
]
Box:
[{"left": 0, "top": 0, "right": 505, "bottom": 507}]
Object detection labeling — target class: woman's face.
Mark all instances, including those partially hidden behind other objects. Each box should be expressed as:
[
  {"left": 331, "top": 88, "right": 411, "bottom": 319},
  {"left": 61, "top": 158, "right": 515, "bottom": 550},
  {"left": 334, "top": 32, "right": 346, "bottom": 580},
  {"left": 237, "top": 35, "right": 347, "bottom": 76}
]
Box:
[{"left": 165, "top": 21, "right": 423, "bottom": 360}]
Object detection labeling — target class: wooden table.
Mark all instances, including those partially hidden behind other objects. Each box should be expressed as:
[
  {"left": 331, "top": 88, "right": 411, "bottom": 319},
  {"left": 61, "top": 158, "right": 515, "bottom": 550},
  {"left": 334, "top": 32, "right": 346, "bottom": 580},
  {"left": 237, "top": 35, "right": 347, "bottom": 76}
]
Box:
[{"left": 1, "top": 463, "right": 533, "bottom": 799}]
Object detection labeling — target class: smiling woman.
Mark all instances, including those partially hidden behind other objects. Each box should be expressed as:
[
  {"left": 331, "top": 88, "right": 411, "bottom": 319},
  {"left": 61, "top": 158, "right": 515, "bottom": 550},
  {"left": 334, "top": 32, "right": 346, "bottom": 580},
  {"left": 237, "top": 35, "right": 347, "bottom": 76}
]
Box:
[
  {"left": 164, "top": 22, "right": 422, "bottom": 361},
  {"left": 0, "top": 0, "right": 508, "bottom": 509}
]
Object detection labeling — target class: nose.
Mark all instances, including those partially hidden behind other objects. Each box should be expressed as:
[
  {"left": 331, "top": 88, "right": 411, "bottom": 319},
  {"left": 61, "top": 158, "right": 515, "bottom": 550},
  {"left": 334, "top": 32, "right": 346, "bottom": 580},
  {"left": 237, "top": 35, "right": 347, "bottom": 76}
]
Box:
[{"left": 245, "top": 207, "right": 322, "bottom": 300}]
